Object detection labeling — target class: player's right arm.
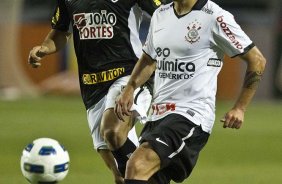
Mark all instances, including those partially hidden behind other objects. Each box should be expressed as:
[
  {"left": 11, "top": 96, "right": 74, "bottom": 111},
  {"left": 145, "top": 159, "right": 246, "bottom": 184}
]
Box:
[
  {"left": 28, "top": 30, "right": 71, "bottom": 68},
  {"left": 115, "top": 10, "right": 157, "bottom": 121},
  {"left": 28, "top": 0, "right": 71, "bottom": 68},
  {"left": 115, "top": 53, "right": 156, "bottom": 121}
]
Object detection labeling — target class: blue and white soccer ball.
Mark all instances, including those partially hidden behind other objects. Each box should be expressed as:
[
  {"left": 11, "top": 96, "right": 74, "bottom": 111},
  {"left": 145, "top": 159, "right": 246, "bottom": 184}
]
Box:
[{"left": 20, "top": 138, "right": 70, "bottom": 184}]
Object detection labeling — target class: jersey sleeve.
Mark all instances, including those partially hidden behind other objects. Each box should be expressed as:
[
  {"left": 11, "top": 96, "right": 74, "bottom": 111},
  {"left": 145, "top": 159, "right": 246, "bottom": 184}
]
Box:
[
  {"left": 211, "top": 9, "right": 255, "bottom": 58},
  {"left": 51, "top": 0, "right": 70, "bottom": 32},
  {"left": 142, "top": 14, "right": 157, "bottom": 60},
  {"left": 138, "top": 0, "right": 171, "bottom": 16}
]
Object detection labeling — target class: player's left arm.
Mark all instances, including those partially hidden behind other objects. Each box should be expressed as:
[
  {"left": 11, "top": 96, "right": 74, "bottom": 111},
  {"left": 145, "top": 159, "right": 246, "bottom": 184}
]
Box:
[{"left": 221, "top": 46, "right": 266, "bottom": 129}]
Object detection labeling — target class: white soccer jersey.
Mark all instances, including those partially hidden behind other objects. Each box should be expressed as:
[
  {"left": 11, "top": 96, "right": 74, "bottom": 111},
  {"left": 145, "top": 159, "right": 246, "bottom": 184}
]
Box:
[{"left": 143, "top": 0, "right": 254, "bottom": 133}]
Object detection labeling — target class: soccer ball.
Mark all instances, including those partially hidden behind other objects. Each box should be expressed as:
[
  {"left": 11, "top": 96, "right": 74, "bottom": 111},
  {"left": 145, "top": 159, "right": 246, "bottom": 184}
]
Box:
[{"left": 20, "top": 138, "right": 70, "bottom": 184}]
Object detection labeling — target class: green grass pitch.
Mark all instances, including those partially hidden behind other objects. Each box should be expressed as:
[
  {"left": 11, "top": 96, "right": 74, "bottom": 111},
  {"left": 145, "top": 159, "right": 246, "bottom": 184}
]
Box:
[{"left": 0, "top": 96, "right": 281, "bottom": 184}]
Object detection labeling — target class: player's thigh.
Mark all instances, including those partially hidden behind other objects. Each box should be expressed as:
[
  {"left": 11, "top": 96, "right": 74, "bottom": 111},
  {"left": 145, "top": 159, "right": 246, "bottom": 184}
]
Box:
[
  {"left": 87, "top": 97, "right": 108, "bottom": 150},
  {"left": 101, "top": 108, "right": 133, "bottom": 133},
  {"left": 100, "top": 76, "right": 136, "bottom": 133},
  {"left": 126, "top": 142, "right": 161, "bottom": 179}
]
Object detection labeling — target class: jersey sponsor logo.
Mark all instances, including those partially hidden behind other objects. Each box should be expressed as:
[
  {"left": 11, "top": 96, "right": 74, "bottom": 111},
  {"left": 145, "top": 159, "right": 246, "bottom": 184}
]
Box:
[
  {"left": 216, "top": 15, "right": 243, "bottom": 50},
  {"left": 82, "top": 67, "right": 125, "bottom": 85},
  {"left": 156, "top": 48, "right": 195, "bottom": 80},
  {"left": 158, "top": 72, "right": 194, "bottom": 80},
  {"left": 207, "top": 58, "right": 222, "bottom": 67},
  {"left": 73, "top": 10, "right": 117, "bottom": 40},
  {"left": 185, "top": 20, "right": 201, "bottom": 44},
  {"left": 152, "top": 103, "right": 175, "bottom": 116}
]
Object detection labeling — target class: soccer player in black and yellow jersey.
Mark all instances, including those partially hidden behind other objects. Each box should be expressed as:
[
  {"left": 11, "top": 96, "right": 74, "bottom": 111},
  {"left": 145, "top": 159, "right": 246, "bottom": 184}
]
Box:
[{"left": 28, "top": 0, "right": 170, "bottom": 183}]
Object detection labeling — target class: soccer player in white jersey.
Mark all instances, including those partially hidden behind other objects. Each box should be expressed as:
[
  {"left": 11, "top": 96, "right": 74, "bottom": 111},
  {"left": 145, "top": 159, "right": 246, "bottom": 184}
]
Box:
[
  {"left": 115, "top": 0, "right": 266, "bottom": 183},
  {"left": 28, "top": 0, "right": 171, "bottom": 183}
]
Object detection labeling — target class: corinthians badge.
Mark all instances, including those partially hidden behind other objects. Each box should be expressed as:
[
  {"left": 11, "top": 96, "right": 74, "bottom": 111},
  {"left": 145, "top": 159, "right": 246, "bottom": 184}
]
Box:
[{"left": 185, "top": 20, "right": 201, "bottom": 44}]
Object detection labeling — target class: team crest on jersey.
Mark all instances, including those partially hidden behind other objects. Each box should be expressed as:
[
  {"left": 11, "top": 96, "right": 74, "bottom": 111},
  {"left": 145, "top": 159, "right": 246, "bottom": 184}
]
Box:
[
  {"left": 73, "top": 10, "right": 117, "bottom": 40},
  {"left": 185, "top": 21, "right": 201, "bottom": 44}
]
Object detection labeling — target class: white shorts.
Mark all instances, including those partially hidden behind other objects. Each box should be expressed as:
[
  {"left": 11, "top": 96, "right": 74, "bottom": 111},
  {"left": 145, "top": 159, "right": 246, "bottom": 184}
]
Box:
[{"left": 86, "top": 76, "right": 152, "bottom": 150}]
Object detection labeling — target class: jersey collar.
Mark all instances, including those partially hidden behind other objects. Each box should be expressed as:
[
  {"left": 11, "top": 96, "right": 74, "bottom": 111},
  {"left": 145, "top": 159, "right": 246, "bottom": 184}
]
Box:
[{"left": 173, "top": 0, "right": 208, "bottom": 18}]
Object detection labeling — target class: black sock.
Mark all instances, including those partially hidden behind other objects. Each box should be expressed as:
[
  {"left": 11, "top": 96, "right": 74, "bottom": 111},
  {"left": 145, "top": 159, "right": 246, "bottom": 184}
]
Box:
[
  {"left": 124, "top": 179, "right": 147, "bottom": 184},
  {"left": 112, "top": 138, "right": 136, "bottom": 177},
  {"left": 151, "top": 170, "right": 171, "bottom": 184}
]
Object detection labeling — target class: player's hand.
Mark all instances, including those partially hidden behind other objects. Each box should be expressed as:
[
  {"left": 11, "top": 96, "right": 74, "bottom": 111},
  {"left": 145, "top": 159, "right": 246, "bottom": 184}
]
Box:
[
  {"left": 220, "top": 108, "right": 245, "bottom": 129},
  {"left": 114, "top": 86, "right": 134, "bottom": 122},
  {"left": 28, "top": 46, "right": 49, "bottom": 68}
]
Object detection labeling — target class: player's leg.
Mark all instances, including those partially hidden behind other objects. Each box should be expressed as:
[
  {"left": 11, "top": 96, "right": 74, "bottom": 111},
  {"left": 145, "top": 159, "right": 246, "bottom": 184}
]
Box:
[
  {"left": 146, "top": 114, "right": 210, "bottom": 183},
  {"left": 124, "top": 142, "right": 161, "bottom": 184},
  {"left": 101, "top": 108, "right": 138, "bottom": 176},
  {"left": 101, "top": 108, "right": 135, "bottom": 150},
  {"left": 125, "top": 114, "right": 209, "bottom": 184},
  {"left": 101, "top": 76, "right": 152, "bottom": 176},
  {"left": 87, "top": 97, "right": 123, "bottom": 184},
  {"left": 124, "top": 117, "right": 173, "bottom": 184},
  {"left": 98, "top": 149, "right": 124, "bottom": 184}
]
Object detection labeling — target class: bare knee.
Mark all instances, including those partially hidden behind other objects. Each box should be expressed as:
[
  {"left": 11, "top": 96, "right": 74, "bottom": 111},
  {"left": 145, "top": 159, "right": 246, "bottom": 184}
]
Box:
[
  {"left": 101, "top": 109, "right": 132, "bottom": 149},
  {"left": 126, "top": 156, "right": 146, "bottom": 178},
  {"left": 102, "top": 129, "right": 121, "bottom": 148}
]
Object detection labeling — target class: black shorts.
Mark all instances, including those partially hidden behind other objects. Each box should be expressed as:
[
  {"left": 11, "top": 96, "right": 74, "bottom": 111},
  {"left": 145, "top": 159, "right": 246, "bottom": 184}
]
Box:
[{"left": 140, "top": 114, "right": 210, "bottom": 183}]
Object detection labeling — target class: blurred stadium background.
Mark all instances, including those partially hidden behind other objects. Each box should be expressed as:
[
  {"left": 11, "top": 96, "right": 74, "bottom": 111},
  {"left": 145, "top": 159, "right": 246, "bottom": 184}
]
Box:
[{"left": 0, "top": 0, "right": 281, "bottom": 183}]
